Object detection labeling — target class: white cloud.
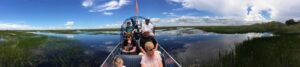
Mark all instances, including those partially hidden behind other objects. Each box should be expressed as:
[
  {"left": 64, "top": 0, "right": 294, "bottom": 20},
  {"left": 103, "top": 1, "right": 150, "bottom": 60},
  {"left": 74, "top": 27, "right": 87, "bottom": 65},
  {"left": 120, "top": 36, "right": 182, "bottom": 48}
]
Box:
[
  {"left": 249, "top": 0, "right": 300, "bottom": 21},
  {"left": 168, "top": 0, "right": 300, "bottom": 21},
  {"left": 162, "top": 12, "right": 177, "bottom": 17},
  {"left": 99, "top": 23, "right": 121, "bottom": 28},
  {"left": 150, "top": 16, "right": 256, "bottom": 26},
  {"left": 96, "top": 1, "right": 119, "bottom": 12},
  {"left": 82, "top": 0, "right": 94, "bottom": 8},
  {"left": 97, "top": 15, "right": 254, "bottom": 28},
  {"left": 103, "top": 12, "right": 113, "bottom": 15},
  {"left": 0, "top": 23, "right": 35, "bottom": 30},
  {"left": 244, "top": 7, "right": 267, "bottom": 22},
  {"left": 82, "top": 0, "right": 130, "bottom": 15},
  {"left": 65, "top": 21, "right": 74, "bottom": 29},
  {"left": 150, "top": 18, "right": 161, "bottom": 23},
  {"left": 168, "top": 0, "right": 248, "bottom": 16}
]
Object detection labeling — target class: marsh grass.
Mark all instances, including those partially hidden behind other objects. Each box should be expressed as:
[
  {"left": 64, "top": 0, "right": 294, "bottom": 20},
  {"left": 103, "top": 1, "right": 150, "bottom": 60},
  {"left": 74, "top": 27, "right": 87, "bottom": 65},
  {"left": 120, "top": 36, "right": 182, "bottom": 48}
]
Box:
[
  {"left": 0, "top": 31, "right": 102, "bottom": 66},
  {"left": 205, "top": 35, "right": 300, "bottom": 67},
  {"left": 156, "top": 22, "right": 300, "bottom": 35},
  {"left": 0, "top": 31, "right": 48, "bottom": 66}
]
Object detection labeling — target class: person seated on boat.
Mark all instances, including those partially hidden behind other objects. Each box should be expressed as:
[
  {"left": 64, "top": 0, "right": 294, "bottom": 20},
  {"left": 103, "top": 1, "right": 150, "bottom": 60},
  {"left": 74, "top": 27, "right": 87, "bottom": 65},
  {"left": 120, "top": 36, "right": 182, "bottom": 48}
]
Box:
[
  {"left": 133, "top": 20, "right": 142, "bottom": 40},
  {"left": 121, "top": 33, "right": 137, "bottom": 54},
  {"left": 114, "top": 56, "right": 126, "bottom": 67},
  {"left": 139, "top": 31, "right": 159, "bottom": 55},
  {"left": 141, "top": 19, "right": 155, "bottom": 36},
  {"left": 123, "top": 22, "right": 134, "bottom": 35},
  {"left": 140, "top": 41, "right": 163, "bottom": 67},
  {"left": 136, "top": 20, "right": 142, "bottom": 32}
]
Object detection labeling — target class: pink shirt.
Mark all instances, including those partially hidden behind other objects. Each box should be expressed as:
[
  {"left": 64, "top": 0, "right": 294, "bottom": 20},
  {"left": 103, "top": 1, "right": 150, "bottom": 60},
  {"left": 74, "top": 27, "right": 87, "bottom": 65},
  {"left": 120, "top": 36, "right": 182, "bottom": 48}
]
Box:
[{"left": 140, "top": 51, "right": 162, "bottom": 67}]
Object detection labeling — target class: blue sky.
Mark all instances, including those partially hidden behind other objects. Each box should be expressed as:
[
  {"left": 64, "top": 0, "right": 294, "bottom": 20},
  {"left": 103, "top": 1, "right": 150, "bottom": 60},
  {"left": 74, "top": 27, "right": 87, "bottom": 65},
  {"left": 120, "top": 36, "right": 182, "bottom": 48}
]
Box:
[
  {"left": 0, "top": 0, "right": 299, "bottom": 30},
  {"left": 0, "top": 0, "right": 206, "bottom": 29}
]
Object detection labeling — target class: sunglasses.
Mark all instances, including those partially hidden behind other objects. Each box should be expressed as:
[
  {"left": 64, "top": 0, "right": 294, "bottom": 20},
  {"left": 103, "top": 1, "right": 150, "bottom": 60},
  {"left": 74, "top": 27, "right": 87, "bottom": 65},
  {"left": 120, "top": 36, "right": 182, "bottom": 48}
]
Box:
[{"left": 146, "top": 48, "right": 155, "bottom": 52}]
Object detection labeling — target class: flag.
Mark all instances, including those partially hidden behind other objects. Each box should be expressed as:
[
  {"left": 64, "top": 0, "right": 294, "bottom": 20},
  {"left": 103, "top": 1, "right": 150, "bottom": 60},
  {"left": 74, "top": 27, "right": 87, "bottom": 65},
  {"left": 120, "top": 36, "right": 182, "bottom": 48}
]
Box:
[{"left": 135, "top": 0, "right": 139, "bottom": 16}]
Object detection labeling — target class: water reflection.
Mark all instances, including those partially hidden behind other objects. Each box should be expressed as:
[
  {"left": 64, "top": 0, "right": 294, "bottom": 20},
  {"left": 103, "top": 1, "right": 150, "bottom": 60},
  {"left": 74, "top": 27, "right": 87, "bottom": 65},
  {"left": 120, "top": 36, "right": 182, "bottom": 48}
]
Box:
[
  {"left": 244, "top": 33, "right": 274, "bottom": 39},
  {"left": 30, "top": 32, "right": 75, "bottom": 39},
  {"left": 0, "top": 37, "right": 4, "bottom": 42},
  {"left": 30, "top": 32, "right": 120, "bottom": 52},
  {"left": 155, "top": 29, "right": 274, "bottom": 66},
  {"left": 65, "top": 34, "right": 74, "bottom": 38}
]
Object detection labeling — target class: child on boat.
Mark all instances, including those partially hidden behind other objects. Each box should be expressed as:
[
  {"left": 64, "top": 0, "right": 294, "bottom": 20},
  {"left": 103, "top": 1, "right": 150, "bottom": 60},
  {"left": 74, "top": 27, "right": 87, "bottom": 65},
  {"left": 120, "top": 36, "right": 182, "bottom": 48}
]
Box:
[{"left": 114, "top": 56, "right": 126, "bottom": 67}]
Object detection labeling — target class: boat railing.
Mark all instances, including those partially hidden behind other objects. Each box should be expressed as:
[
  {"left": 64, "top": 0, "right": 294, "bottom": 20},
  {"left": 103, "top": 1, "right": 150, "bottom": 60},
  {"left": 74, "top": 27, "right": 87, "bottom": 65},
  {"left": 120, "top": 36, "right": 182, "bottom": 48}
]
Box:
[
  {"left": 156, "top": 40, "right": 182, "bottom": 67},
  {"left": 100, "top": 42, "right": 122, "bottom": 67}
]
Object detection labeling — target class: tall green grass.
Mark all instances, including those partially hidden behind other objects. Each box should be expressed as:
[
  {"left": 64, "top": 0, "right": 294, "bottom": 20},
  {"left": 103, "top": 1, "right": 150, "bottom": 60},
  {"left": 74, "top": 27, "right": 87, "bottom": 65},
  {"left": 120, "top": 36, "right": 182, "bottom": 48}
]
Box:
[{"left": 207, "top": 35, "right": 300, "bottom": 67}]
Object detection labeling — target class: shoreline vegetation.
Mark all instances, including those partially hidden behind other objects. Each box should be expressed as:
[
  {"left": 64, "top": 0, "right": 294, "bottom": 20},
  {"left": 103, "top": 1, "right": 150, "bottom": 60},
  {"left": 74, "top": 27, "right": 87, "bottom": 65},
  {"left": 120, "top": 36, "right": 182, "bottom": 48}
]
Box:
[
  {"left": 1, "top": 19, "right": 300, "bottom": 35},
  {"left": 158, "top": 19, "right": 300, "bottom": 35}
]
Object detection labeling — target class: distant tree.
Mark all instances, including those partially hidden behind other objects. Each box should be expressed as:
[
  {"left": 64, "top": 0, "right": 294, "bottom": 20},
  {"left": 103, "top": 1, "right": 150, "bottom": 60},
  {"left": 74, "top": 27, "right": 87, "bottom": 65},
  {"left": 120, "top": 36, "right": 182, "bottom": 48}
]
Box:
[
  {"left": 268, "top": 21, "right": 285, "bottom": 28},
  {"left": 294, "top": 20, "right": 300, "bottom": 25},
  {"left": 269, "top": 21, "right": 282, "bottom": 24},
  {"left": 285, "top": 19, "right": 298, "bottom": 25}
]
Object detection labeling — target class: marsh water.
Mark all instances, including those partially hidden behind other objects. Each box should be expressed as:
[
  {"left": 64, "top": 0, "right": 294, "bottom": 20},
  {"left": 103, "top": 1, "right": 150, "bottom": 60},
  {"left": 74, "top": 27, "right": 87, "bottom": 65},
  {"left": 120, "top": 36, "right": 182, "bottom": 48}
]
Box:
[{"left": 1, "top": 28, "right": 300, "bottom": 67}]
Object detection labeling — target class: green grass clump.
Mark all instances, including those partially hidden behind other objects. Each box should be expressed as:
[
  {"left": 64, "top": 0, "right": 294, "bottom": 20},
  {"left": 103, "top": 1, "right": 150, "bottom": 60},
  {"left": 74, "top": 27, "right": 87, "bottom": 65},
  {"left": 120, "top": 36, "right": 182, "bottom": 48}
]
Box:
[{"left": 210, "top": 35, "right": 300, "bottom": 67}]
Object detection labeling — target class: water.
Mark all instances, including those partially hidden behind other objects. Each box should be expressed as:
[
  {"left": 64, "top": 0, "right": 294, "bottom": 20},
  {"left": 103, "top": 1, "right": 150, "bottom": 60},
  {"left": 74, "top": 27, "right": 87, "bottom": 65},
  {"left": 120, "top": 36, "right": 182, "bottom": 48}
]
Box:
[
  {"left": 155, "top": 29, "right": 274, "bottom": 66},
  {"left": 0, "top": 37, "right": 4, "bottom": 42},
  {"left": 1, "top": 28, "right": 300, "bottom": 67},
  {"left": 30, "top": 32, "right": 121, "bottom": 66}
]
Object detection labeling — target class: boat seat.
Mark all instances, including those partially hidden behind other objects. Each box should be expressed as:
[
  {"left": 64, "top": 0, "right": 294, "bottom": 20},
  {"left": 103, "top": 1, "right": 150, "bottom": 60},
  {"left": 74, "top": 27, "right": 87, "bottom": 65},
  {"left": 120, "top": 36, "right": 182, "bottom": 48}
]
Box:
[
  {"left": 118, "top": 55, "right": 142, "bottom": 67},
  {"left": 117, "top": 54, "right": 167, "bottom": 67}
]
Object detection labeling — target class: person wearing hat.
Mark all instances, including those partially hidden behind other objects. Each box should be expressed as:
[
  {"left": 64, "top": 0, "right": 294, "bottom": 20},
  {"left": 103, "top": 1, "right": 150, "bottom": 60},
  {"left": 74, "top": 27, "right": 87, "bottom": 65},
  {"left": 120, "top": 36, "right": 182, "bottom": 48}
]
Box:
[{"left": 141, "top": 19, "right": 155, "bottom": 36}]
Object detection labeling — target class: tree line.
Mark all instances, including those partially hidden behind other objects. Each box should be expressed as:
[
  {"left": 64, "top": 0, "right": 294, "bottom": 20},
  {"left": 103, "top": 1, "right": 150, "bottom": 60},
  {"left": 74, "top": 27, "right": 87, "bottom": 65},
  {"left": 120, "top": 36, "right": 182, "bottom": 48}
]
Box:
[{"left": 285, "top": 19, "right": 300, "bottom": 26}]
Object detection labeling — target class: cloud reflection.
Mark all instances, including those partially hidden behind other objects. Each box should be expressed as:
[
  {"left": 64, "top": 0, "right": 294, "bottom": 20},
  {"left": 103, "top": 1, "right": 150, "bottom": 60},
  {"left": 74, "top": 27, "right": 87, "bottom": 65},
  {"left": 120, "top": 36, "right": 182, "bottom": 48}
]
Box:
[
  {"left": 156, "top": 28, "right": 217, "bottom": 37},
  {"left": 0, "top": 37, "right": 5, "bottom": 42},
  {"left": 156, "top": 29, "right": 274, "bottom": 66},
  {"left": 65, "top": 34, "right": 74, "bottom": 38}
]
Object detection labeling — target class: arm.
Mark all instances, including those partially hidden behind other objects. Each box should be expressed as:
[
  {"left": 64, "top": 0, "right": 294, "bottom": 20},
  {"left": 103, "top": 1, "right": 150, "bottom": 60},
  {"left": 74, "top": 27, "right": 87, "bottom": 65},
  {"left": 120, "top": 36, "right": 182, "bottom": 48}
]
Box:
[
  {"left": 121, "top": 47, "right": 129, "bottom": 53},
  {"left": 159, "top": 61, "right": 163, "bottom": 67},
  {"left": 157, "top": 53, "right": 163, "bottom": 67},
  {"left": 153, "top": 26, "right": 155, "bottom": 35},
  {"left": 132, "top": 28, "right": 136, "bottom": 33},
  {"left": 129, "top": 47, "right": 136, "bottom": 52},
  {"left": 133, "top": 28, "right": 137, "bottom": 33},
  {"left": 155, "top": 43, "right": 159, "bottom": 50},
  {"left": 151, "top": 37, "right": 159, "bottom": 50},
  {"left": 121, "top": 48, "right": 129, "bottom": 53},
  {"left": 139, "top": 46, "right": 146, "bottom": 54},
  {"left": 141, "top": 64, "right": 146, "bottom": 67},
  {"left": 141, "top": 55, "right": 146, "bottom": 67}
]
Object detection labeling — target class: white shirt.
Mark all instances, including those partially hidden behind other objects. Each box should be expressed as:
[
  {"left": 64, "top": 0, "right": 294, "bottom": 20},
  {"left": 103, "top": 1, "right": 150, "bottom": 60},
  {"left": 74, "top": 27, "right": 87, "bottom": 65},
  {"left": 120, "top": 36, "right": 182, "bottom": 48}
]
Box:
[
  {"left": 140, "top": 51, "right": 162, "bottom": 67},
  {"left": 142, "top": 23, "right": 154, "bottom": 36}
]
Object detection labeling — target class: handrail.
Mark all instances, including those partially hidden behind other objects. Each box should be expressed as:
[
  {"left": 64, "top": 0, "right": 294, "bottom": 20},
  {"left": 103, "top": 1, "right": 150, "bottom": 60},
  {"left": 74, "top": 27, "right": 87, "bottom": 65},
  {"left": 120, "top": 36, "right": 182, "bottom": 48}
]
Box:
[
  {"left": 100, "top": 42, "right": 122, "bottom": 67},
  {"left": 159, "top": 45, "right": 182, "bottom": 67},
  {"left": 158, "top": 42, "right": 182, "bottom": 67}
]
